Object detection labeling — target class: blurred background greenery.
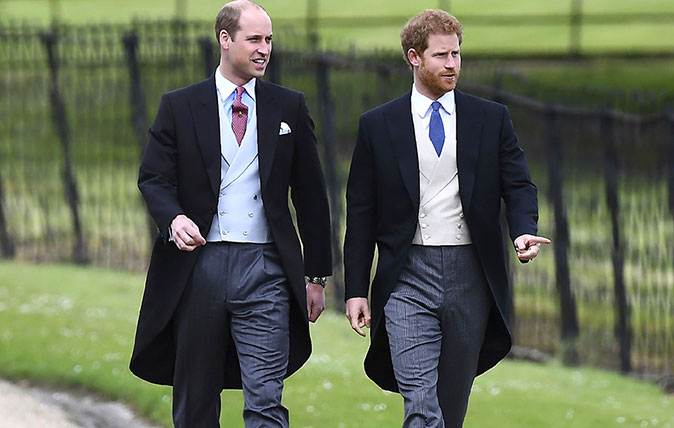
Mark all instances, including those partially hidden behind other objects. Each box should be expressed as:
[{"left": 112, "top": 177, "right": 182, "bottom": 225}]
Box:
[{"left": 4, "top": 0, "right": 674, "bottom": 90}]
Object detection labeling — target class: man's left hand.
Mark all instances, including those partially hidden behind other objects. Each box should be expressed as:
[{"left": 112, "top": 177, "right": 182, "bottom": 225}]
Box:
[
  {"left": 306, "top": 282, "right": 326, "bottom": 323},
  {"left": 514, "top": 234, "right": 551, "bottom": 262}
]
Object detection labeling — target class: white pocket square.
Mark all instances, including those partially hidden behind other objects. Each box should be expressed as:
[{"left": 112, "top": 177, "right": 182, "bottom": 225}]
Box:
[{"left": 279, "top": 122, "right": 292, "bottom": 135}]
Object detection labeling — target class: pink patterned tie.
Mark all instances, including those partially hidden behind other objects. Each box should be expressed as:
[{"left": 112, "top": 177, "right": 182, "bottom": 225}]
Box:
[{"left": 231, "top": 86, "right": 248, "bottom": 146}]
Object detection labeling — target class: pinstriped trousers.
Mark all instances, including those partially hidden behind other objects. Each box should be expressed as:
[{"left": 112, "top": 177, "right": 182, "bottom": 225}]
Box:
[
  {"left": 172, "top": 242, "right": 290, "bottom": 428},
  {"left": 384, "top": 245, "right": 492, "bottom": 428}
]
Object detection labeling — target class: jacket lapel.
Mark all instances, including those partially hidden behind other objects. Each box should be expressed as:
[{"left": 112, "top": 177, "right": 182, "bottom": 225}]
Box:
[
  {"left": 385, "top": 92, "right": 419, "bottom": 209},
  {"left": 455, "top": 89, "right": 483, "bottom": 215},
  {"left": 191, "top": 75, "right": 221, "bottom": 198},
  {"left": 255, "top": 80, "right": 281, "bottom": 190}
]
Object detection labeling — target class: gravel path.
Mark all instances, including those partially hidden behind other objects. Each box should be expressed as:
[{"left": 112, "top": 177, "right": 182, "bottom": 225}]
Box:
[{"left": 0, "top": 378, "right": 163, "bottom": 428}]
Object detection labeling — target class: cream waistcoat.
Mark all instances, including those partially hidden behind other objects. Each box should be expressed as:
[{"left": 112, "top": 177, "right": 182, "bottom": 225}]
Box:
[{"left": 411, "top": 99, "right": 471, "bottom": 246}]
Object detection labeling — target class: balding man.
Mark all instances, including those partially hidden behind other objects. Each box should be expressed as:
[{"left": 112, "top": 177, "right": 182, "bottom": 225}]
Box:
[{"left": 130, "top": 1, "right": 332, "bottom": 426}]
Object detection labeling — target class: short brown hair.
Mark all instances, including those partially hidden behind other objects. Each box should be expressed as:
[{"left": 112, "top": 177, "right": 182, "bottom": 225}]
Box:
[
  {"left": 400, "top": 9, "right": 463, "bottom": 66},
  {"left": 214, "top": 0, "right": 267, "bottom": 41}
]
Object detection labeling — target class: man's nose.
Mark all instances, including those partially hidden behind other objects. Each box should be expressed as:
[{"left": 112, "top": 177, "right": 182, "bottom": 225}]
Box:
[{"left": 257, "top": 42, "right": 270, "bottom": 55}]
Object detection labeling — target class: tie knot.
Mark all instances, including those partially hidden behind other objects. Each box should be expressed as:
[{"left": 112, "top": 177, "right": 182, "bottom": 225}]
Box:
[
  {"left": 235, "top": 86, "right": 245, "bottom": 99},
  {"left": 431, "top": 101, "right": 442, "bottom": 112},
  {"left": 233, "top": 86, "right": 248, "bottom": 115}
]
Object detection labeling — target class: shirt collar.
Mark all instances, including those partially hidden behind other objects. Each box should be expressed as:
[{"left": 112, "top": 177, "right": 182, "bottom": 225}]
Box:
[
  {"left": 411, "top": 84, "right": 456, "bottom": 118},
  {"left": 215, "top": 66, "right": 257, "bottom": 103}
]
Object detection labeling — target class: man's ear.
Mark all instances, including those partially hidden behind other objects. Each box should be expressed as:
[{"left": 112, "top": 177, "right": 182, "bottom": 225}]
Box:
[
  {"left": 407, "top": 48, "right": 420, "bottom": 67},
  {"left": 219, "top": 30, "right": 231, "bottom": 50}
]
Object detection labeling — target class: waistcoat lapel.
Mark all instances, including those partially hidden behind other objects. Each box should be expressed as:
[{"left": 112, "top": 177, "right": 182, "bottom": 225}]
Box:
[
  {"left": 221, "top": 108, "right": 259, "bottom": 189},
  {"left": 420, "top": 149, "right": 458, "bottom": 207}
]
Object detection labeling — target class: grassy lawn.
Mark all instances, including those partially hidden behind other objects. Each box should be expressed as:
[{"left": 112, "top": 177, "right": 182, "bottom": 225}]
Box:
[
  {"left": 4, "top": 0, "right": 674, "bottom": 22},
  {"left": 0, "top": 261, "right": 672, "bottom": 427}
]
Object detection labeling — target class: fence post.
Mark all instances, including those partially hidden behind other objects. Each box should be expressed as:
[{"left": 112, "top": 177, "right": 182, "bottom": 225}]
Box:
[
  {"left": 666, "top": 107, "right": 674, "bottom": 214},
  {"left": 267, "top": 47, "right": 282, "bottom": 85},
  {"left": 123, "top": 33, "right": 157, "bottom": 244},
  {"left": 438, "top": 0, "right": 451, "bottom": 11},
  {"left": 198, "top": 37, "right": 215, "bottom": 79},
  {"left": 306, "top": 0, "right": 319, "bottom": 49},
  {"left": 40, "top": 31, "right": 88, "bottom": 264},
  {"left": 376, "top": 63, "right": 390, "bottom": 104},
  {"left": 569, "top": 0, "right": 583, "bottom": 57},
  {"left": 545, "top": 106, "right": 579, "bottom": 365},
  {"left": 492, "top": 69, "right": 503, "bottom": 101},
  {"left": 600, "top": 108, "right": 631, "bottom": 374},
  {"left": 316, "top": 55, "right": 344, "bottom": 310},
  {"left": 0, "top": 170, "right": 15, "bottom": 258},
  {"left": 174, "top": 0, "right": 186, "bottom": 19}
]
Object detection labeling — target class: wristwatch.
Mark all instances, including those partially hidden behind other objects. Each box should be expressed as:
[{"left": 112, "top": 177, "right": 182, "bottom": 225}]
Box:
[{"left": 307, "top": 276, "right": 328, "bottom": 288}]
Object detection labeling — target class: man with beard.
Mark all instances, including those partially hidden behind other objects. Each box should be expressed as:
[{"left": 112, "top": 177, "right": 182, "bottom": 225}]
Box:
[
  {"left": 344, "top": 9, "right": 549, "bottom": 428},
  {"left": 130, "top": 1, "right": 332, "bottom": 426}
]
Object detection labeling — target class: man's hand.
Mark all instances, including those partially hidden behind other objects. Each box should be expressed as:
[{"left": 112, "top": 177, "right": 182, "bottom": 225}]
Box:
[
  {"left": 171, "top": 214, "right": 206, "bottom": 251},
  {"left": 514, "top": 234, "right": 551, "bottom": 262},
  {"left": 306, "top": 282, "right": 326, "bottom": 323},
  {"left": 346, "top": 297, "right": 371, "bottom": 337}
]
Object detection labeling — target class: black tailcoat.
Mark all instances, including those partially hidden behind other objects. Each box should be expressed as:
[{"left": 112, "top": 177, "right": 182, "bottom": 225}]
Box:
[
  {"left": 344, "top": 89, "right": 538, "bottom": 392},
  {"left": 131, "top": 75, "right": 332, "bottom": 388}
]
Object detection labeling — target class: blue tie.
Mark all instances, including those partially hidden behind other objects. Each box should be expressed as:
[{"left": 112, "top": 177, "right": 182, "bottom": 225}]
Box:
[{"left": 429, "top": 101, "right": 444, "bottom": 157}]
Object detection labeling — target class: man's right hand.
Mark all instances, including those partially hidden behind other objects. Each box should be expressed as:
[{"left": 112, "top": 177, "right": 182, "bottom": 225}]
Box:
[
  {"left": 171, "top": 214, "right": 206, "bottom": 251},
  {"left": 346, "top": 297, "right": 371, "bottom": 337}
]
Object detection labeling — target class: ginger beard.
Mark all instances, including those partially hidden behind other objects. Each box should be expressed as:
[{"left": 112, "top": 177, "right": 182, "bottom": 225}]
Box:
[{"left": 417, "top": 54, "right": 460, "bottom": 97}]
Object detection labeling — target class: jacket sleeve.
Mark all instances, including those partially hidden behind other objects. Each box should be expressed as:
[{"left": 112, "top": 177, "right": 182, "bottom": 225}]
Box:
[
  {"left": 289, "top": 93, "right": 333, "bottom": 277},
  {"left": 138, "top": 93, "right": 184, "bottom": 242},
  {"left": 343, "top": 115, "right": 377, "bottom": 300},
  {"left": 498, "top": 105, "right": 538, "bottom": 241}
]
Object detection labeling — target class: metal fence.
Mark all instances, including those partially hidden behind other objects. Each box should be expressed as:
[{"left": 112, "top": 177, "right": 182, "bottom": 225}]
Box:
[{"left": 0, "top": 20, "right": 672, "bottom": 384}]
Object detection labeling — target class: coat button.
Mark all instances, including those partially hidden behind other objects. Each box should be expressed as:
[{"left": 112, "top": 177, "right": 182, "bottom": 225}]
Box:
[
  {"left": 248, "top": 212, "right": 254, "bottom": 218},
  {"left": 243, "top": 231, "right": 248, "bottom": 236}
]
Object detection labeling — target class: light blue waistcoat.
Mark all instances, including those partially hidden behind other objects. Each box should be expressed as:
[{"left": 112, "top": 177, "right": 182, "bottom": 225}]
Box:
[{"left": 206, "top": 91, "right": 273, "bottom": 243}]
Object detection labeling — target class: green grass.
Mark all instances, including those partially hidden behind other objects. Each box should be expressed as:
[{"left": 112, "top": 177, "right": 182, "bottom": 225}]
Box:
[
  {"left": 4, "top": 0, "right": 674, "bottom": 23},
  {"left": 0, "top": 261, "right": 672, "bottom": 427}
]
